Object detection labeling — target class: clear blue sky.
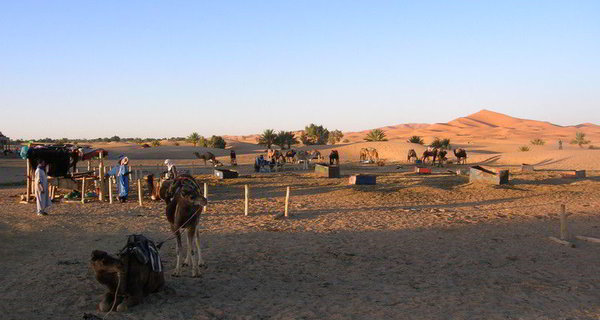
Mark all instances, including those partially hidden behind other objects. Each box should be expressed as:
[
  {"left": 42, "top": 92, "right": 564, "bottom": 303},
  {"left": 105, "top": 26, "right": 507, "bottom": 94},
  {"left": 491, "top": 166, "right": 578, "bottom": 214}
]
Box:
[{"left": 1, "top": 1, "right": 599, "bottom": 139}]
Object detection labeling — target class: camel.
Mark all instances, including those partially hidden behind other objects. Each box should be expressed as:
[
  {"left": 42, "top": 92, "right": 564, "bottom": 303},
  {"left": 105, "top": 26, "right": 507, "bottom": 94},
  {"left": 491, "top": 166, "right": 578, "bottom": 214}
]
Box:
[
  {"left": 453, "top": 148, "right": 467, "bottom": 164},
  {"left": 310, "top": 150, "right": 322, "bottom": 161},
  {"left": 407, "top": 149, "right": 418, "bottom": 163},
  {"left": 193, "top": 151, "right": 221, "bottom": 166},
  {"left": 295, "top": 150, "right": 310, "bottom": 169},
  {"left": 421, "top": 148, "right": 438, "bottom": 164},
  {"left": 144, "top": 174, "right": 164, "bottom": 201},
  {"left": 329, "top": 150, "right": 339, "bottom": 166},
  {"left": 360, "top": 147, "right": 379, "bottom": 163},
  {"left": 437, "top": 150, "right": 448, "bottom": 166},
  {"left": 285, "top": 150, "right": 296, "bottom": 163},
  {"left": 162, "top": 175, "right": 207, "bottom": 277},
  {"left": 90, "top": 238, "right": 164, "bottom": 312}
]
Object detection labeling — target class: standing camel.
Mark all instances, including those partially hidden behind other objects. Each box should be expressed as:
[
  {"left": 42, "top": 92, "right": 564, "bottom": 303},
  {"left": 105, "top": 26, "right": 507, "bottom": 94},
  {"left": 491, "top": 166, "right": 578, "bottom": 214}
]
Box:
[
  {"left": 453, "top": 148, "right": 467, "bottom": 164},
  {"left": 160, "top": 175, "right": 207, "bottom": 277},
  {"left": 437, "top": 150, "right": 448, "bottom": 166},
  {"left": 421, "top": 148, "right": 438, "bottom": 164},
  {"left": 329, "top": 150, "right": 339, "bottom": 165},
  {"left": 193, "top": 152, "right": 221, "bottom": 166}
]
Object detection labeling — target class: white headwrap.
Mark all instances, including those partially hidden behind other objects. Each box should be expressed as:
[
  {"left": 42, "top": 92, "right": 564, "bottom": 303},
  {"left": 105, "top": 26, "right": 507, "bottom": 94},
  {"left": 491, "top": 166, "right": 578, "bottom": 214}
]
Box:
[{"left": 164, "top": 159, "right": 174, "bottom": 170}]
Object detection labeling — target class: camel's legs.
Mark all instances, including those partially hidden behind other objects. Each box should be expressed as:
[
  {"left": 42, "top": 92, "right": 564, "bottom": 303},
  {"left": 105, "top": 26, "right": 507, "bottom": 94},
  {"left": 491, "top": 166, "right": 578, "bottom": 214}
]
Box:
[
  {"left": 195, "top": 228, "right": 205, "bottom": 267},
  {"left": 187, "top": 227, "right": 199, "bottom": 277},
  {"left": 173, "top": 231, "right": 182, "bottom": 277}
]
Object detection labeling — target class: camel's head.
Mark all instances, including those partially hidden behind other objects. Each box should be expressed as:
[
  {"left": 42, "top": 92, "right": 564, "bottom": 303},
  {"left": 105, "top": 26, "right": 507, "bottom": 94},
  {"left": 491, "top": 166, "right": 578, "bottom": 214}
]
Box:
[{"left": 91, "top": 250, "right": 125, "bottom": 274}]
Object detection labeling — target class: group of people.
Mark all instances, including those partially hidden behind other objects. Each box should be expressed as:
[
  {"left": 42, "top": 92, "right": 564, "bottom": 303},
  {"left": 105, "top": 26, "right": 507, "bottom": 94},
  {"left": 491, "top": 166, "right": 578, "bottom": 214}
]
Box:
[
  {"left": 253, "top": 149, "right": 280, "bottom": 172},
  {"left": 34, "top": 154, "right": 182, "bottom": 215}
]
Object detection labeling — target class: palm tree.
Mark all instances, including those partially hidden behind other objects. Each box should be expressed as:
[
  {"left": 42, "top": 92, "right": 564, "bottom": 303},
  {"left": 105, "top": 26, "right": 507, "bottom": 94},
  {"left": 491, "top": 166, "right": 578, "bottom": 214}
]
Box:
[
  {"left": 407, "top": 136, "right": 424, "bottom": 145},
  {"left": 257, "top": 129, "right": 277, "bottom": 148},
  {"left": 571, "top": 132, "right": 590, "bottom": 148},
  {"left": 275, "top": 131, "right": 298, "bottom": 149},
  {"left": 187, "top": 132, "right": 201, "bottom": 146},
  {"left": 364, "top": 129, "right": 387, "bottom": 142}
]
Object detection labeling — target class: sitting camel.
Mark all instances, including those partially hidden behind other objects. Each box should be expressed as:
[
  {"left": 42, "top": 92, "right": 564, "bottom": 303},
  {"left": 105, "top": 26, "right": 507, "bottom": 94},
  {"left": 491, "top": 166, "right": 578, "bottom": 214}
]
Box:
[
  {"left": 453, "top": 148, "right": 467, "bottom": 164},
  {"left": 360, "top": 147, "right": 379, "bottom": 163},
  {"left": 422, "top": 148, "right": 438, "bottom": 164},
  {"left": 90, "top": 237, "right": 164, "bottom": 312},
  {"left": 162, "top": 175, "right": 207, "bottom": 277},
  {"left": 407, "top": 149, "right": 418, "bottom": 163},
  {"left": 370, "top": 148, "right": 379, "bottom": 162},
  {"left": 329, "top": 150, "right": 339, "bottom": 165}
]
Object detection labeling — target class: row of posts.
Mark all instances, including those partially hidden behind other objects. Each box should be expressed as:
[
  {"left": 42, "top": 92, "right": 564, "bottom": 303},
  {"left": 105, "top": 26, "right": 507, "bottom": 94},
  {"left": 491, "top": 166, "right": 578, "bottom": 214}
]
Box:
[
  {"left": 27, "top": 154, "right": 293, "bottom": 217},
  {"left": 85, "top": 176, "right": 293, "bottom": 217}
]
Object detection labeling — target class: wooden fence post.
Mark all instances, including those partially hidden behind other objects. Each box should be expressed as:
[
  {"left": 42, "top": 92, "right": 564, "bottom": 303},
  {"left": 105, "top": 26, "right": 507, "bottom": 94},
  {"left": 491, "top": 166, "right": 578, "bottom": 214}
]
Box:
[
  {"left": 26, "top": 159, "right": 31, "bottom": 203},
  {"left": 284, "top": 186, "right": 290, "bottom": 218},
  {"left": 81, "top": 178, "right": 86, "bottom": 204},
  {"left": 98, "top": 153, "right": 104, "bottom": 201},
  {"left": 244, "top": 185, "right": 249, "bottom": 216},
  {"left": 138, "top": 179, "right": 143, "bottom": 206},
  {"left": 108, "top": 177, "right": 113, "bottom": 204}
]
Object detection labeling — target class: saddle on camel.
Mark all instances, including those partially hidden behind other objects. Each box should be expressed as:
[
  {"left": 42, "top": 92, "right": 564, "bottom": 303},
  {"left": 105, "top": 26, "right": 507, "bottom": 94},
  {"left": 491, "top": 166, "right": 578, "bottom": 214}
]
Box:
[{"left": 91, "top": 234, "right": 165, "bottom": 312}]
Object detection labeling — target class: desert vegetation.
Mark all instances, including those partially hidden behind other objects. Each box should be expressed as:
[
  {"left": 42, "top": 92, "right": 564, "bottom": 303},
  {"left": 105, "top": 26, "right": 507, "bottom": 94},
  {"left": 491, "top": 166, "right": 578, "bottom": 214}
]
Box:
[
  {"left": 407, "top": 135, "right": 425, "bottom": 145},
  {"left": 531, "top": 138, "right": 545, "bottom": 146},
  {"left": 364, "top": 129, "right": 387, "bottom": 142},
  {"left": 328, "top": 130, "right": 344, "bottom": 145},
  {"left": 571, "top": 132, "right": 591, "bottom": 148}
]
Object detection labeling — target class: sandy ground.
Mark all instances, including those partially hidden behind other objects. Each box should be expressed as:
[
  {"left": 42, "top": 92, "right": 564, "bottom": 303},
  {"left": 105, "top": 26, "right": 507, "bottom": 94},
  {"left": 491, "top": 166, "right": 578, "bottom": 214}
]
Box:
[
  {"left": 2, "top": 162, "right": 600, "bottom": 319},
  {"left": 2, "top": 110, "right": 600, "bottom": 319}
]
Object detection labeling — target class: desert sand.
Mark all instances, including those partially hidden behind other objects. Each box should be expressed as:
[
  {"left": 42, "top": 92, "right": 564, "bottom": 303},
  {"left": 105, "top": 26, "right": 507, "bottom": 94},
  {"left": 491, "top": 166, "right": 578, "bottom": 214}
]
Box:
[{"left": 1, "top": 110, "right": 600, "bottom": 319}]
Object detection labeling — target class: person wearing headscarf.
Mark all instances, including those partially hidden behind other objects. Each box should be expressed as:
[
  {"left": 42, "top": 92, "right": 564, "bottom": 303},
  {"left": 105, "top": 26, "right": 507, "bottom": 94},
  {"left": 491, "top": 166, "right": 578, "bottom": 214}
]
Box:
[
  {"left": 230, "top": 150, "right": 237, "bottom": 166},
  {"left": 164, "top": 159, "right": 178, "bottom": 180},
  {"left": 34, "top": 159, "right": 51, "bottom": 216},
  {"left": 106, "top": 156, "right": 131, "bottom": 202}
]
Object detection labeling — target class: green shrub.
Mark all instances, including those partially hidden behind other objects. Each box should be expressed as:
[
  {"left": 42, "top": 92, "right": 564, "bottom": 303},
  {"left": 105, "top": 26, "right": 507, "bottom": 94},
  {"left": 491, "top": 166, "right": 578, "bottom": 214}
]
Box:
[
  {"left": 407, "top": 136, "right": 424, "bottom": 145},
  {"left": 530, "top": 138, "right": 545, "bottom": 146},
  {"left": 430, "top": 137, "right": 451, "bottom": 149},
  {"left": 208, "top": 135, "right": 226, "bottom": 149},
  {"left": 364, "top": 129, "right": 387, "bottom": 142},
  {"left": 571, "top": 132, "right": 591, "bottom": 148},
  {"left": 151, "top": 140, "right": 161, "bottom": 147},
  {"left": 519, "top": 146, "right": 530, "bottom": 152}
]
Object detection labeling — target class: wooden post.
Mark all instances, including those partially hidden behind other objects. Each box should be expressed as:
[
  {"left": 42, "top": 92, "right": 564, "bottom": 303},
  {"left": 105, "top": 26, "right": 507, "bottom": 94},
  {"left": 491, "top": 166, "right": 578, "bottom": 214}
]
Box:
[
  {"left": 284, "top": 186, "right": 290, "bottom": 218},
  {"left": 98, "top": 153, "right": 104, "bottom": 201},
  {"left": 138, "top": 179, "right": 142, "bottom": 206},
  {"left": 560, "top": 204, "right": 569, "bottom": 240},
  {"left": 87, "top": 161, "right": 91, "bottom": 171},
  {"left": 26, "top": 159, "right": 31, "bottom": 202},
  {"left": 244, "top": 184, "right": 249, "bottom": 216},
  {"left": 108, "top": 177, "right": 113, "bottom": 204},
  {"left": 81, "top": 178, "right": 86, "bottom": 204}
]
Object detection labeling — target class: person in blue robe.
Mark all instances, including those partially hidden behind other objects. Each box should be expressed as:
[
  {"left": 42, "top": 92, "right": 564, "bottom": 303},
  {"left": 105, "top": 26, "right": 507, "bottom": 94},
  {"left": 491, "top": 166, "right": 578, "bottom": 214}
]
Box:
[{"left": 106, "top": 156, "right": 131, "bottom": 202}]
